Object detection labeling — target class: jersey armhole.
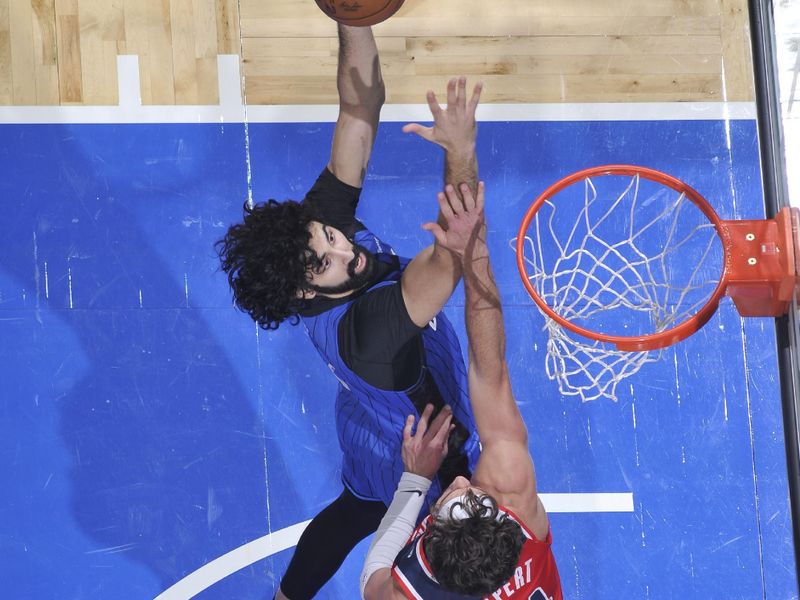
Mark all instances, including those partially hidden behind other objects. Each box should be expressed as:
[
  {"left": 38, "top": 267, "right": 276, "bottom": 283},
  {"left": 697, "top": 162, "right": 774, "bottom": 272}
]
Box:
[{"left": 390, "top": 567, "right": 420, "bottom": 600}]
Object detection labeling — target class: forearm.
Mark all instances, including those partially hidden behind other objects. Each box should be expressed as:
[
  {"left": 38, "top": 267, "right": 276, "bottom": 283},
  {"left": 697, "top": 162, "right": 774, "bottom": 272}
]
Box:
[
  {"left": 401, "top": 243, "right": 461, "bottom": 327},
  {"left": 444, "top": 147, "right": 477, "bottom": 194},
  {"left": 438, "top": 148, "right": 477, "bottom": 253},
  {"left": 437, "top": 139, "right": 478, "bottom": 248},
  {"left": 463, "top": 232, "right": 506, "bottom": 380},
  {"left": 330, "top": 25, "right": 385, "bottom": 186},
  {"left": 337, "top": 25, "right": 385, "bottom": 115},
  {"left": 360, "top": 473, "right": 431, "bottom": 599}
]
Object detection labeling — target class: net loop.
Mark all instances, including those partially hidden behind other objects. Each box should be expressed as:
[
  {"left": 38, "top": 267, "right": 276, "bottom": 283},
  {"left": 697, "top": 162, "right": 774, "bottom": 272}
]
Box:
[{"left": 514, "top": 169, "right": 724, "bottom": 401}]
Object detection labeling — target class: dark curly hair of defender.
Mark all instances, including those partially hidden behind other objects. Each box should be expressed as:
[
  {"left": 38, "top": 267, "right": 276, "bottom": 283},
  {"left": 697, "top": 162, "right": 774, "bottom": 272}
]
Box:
[
  {"left": 216, "top": 199, "right": 317, "bottom": 330},
  {"left": 423, "top": 490, "right": 526, "bottom": 596}
]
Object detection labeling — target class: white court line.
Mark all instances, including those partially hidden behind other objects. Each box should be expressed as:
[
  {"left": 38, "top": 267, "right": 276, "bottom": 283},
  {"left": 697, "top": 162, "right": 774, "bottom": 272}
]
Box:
[
  {"left": 117, "top": 56, "right": 142, "bottom": 108},
  {"left": 154, "top": 492, "right": 633, "bottom": 600},
  {"left": 154, "top": 519, "right": 312, "bottom": 600},
  {"left": 540, "top": 492, "right": 634, "bottom": 513},
  {"left": 0, "top": 55, "right": 756, "bottom": 125}
]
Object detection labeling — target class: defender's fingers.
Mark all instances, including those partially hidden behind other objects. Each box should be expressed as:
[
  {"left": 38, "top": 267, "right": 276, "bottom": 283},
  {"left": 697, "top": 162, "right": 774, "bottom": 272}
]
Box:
[
  {"left": 459, "top": 183, "right": 476, "bottom": 211},
  {"left": 431, "top": 414, "right": 453, "bottom": 448},
  {"left": 427, "top": 404, "right": 452, "bottom": 434},
  {"left": 402, "top": 123, "right": 433, "bottom": 141},
  {"left": 444, "top": 183, "right": 467, "bottom": 213},
  {"left": 475, "top": 181, "right": 485, "bottom": 212},
  {"left": 467, "top": 81, "right": 483, "bottom": 114},
  {"left": 446, "top": 78, "right": 457, "bottom": 109},
  {"left": 421, "top": 222, "right": 446, "bottom": 247},
  {"left": 426, "top": 90, "right": 443, "bottom": 118},
  {"left": 416, "top": 403, "right": 435, "bottom": 435},
  {"left": 456, "top": 76, "right": 467, "bottom": 110},
  {"left": 438, "top": 188, "right": 457, "bottom": 218},
  {"left": 403, "top": 414, "right": 415, "bottom": 441}
]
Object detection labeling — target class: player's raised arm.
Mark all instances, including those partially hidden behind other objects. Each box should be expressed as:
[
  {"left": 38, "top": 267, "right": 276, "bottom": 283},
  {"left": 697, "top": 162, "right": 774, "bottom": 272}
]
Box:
[
  {"left": 328, "top": 25, "right": 385, "bottom": 187},
  {"left": 459, "top": 182, "right": 523, "bottom": 440},
  {"left": 399, "top": 182, "right": 484, "bottom": 327},
  {"left": 460, "top": 182, "right": 548, "bottom": 539},
  {"left": 398, "top": 78, "right": 482, "bottom": 328},
  {"left": 404, "top": 77, "right": 482, "bottom": 203}
]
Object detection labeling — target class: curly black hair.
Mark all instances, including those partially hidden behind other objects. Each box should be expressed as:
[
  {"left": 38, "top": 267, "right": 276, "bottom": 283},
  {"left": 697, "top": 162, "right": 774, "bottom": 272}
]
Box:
[
  {"left": 424, "top": 490, "right": 526, "bottom": 596},
  {"left": 216, "top": 199, "right": 316, "bottom": 330}
]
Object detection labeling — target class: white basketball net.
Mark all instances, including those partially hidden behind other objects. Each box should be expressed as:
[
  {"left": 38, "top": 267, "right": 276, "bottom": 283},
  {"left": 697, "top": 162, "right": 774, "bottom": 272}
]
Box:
[{"left": 514, "top": 173, "right": 721, "bottom": 402}]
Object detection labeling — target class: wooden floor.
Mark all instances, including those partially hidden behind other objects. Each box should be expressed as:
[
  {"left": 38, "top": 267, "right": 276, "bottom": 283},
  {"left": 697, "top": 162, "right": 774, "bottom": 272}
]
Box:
[{"left": 0, "top": 0, "right": 755, "bottom": 106}]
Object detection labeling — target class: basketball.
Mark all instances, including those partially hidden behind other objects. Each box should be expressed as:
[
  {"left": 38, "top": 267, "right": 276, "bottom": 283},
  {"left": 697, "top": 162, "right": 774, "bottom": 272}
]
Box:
[{"left": 314, "top": 0, "right": 404, "bottom": 27}]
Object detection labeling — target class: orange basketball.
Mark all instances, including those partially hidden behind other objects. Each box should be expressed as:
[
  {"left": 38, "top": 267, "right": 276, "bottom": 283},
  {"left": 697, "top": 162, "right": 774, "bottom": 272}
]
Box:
[{"left": 314, "top": 0, "right": 405, "bottom": 27}]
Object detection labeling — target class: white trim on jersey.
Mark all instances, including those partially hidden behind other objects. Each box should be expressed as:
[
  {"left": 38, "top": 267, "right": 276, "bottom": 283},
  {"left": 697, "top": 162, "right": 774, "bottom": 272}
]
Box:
[{"left": 393, "top": 568, "right": 425, "bottom": 600}]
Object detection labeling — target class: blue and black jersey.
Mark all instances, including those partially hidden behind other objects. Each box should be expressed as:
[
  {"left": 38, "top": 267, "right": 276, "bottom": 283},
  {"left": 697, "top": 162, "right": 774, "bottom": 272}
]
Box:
[{"left": 299, "top": 169, "right": 480, "bottom": 505}]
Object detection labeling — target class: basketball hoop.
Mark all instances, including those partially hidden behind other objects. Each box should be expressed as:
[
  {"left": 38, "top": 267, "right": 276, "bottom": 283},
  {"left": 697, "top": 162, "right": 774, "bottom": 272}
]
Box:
[{"left": 515, "top": 165, "right": 800, "bottom": 401}]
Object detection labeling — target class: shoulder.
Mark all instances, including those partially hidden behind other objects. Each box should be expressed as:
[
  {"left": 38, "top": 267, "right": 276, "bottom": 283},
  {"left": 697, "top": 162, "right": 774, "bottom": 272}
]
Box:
[
  {"left": 364, "top": 568, "right": 410, "bottom": 600},
  {"left": 472, "top": 444, "right": 549, "bottom": 539},
  {"left": 304, "top": 168, "right": 365, "bottom": 236},
  {"left": 499, "top": 495, "right": 550, "bottom": 544},
  {"left": 305, "top": 167, "right": 362, "bottom": 203}
]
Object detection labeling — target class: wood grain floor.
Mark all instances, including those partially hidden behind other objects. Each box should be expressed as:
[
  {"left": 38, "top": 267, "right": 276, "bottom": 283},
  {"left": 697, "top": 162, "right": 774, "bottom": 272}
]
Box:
[{"left": 0, "top": 0, "right": 755, "bottom": 106}]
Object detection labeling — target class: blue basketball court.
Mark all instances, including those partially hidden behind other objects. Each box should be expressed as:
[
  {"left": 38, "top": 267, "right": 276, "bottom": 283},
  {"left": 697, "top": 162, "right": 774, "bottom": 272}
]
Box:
[{"left": 1, "top": 57, "right": 797, "bottom": 598}]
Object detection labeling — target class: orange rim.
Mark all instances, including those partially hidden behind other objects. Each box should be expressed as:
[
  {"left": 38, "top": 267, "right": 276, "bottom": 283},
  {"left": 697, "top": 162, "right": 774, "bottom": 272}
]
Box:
[{"left": 515, "top": 164, "right": 730, "bottom": 351}]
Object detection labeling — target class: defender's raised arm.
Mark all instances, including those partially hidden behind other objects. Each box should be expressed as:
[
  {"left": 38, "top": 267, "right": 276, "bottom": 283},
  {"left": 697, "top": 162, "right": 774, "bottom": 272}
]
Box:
[{"left": 460, "top": 182, "right": 548, "bottom": 542}]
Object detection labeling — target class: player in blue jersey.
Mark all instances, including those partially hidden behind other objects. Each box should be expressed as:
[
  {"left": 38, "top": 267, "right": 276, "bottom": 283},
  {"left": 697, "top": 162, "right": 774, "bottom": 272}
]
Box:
[{"left": 217, "top": 23, "right": 484, "bottom": 600}]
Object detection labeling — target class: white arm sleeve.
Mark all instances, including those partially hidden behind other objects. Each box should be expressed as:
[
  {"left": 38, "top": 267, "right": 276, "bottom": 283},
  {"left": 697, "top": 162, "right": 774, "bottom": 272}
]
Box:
[{"left": 359, "top": 472, "right": 432, "bottom": 599}]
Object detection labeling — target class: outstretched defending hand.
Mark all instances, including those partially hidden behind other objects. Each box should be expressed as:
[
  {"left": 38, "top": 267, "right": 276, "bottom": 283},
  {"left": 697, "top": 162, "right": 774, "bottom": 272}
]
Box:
[
  {"left": 403, "top": 77, "right": 482, "bottom": 153},
  {"left": 422, "top": 181, "right": 486, "bottom": 256},
  {"left": 402, "top": 404, "right": 453, "bottom": 480}
]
